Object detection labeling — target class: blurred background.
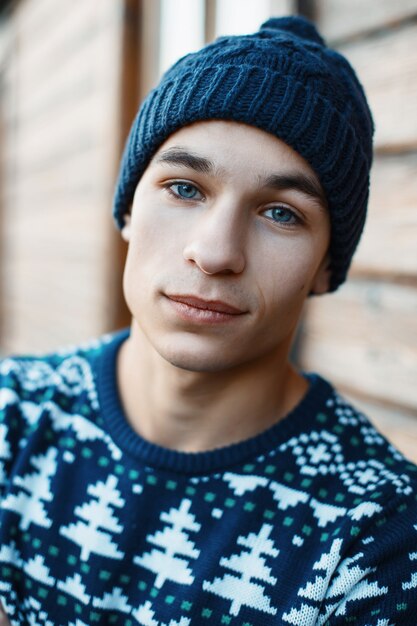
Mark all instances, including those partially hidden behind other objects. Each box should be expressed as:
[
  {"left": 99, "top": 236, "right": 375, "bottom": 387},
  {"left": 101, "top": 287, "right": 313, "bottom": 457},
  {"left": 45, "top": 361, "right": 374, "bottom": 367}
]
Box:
[{"left": 0, "top": 0, "right": 416, "bottom": 461}]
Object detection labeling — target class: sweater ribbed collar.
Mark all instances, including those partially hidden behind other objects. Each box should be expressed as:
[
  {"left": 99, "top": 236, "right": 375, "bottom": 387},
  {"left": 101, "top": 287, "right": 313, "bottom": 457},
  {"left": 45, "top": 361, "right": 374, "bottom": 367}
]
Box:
[{"left": 96, "top": 328, "right": 333, "bottom": 475}]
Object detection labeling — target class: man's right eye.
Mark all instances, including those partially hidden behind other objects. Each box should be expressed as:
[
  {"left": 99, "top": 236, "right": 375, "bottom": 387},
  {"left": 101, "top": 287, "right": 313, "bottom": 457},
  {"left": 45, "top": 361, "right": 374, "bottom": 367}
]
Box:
[{"left": 166, "top": 182, "right": 203, "bottom": 200}]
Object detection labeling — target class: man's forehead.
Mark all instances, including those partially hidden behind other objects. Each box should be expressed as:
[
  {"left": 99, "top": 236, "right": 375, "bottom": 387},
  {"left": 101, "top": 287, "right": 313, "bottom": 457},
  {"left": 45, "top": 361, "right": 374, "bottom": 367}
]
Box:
[
  {"left": 156, "top": 121, "right": 306, "bottom": 165},
  {"left": 151, "top": 122, "right": 327, "bottom": 209},
  {"left": 153, "top": 119, "right": 304, "bottom": 162}
]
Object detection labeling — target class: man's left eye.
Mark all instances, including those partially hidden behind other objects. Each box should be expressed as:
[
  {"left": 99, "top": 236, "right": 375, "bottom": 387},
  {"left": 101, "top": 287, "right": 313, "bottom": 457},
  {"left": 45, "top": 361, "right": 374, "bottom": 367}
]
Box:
[
  {"left": 263, "top": 205, "right": 298, "bottom": 224},
  {"left": 169, "top": 183, "right": 202, "bottom": 200}
]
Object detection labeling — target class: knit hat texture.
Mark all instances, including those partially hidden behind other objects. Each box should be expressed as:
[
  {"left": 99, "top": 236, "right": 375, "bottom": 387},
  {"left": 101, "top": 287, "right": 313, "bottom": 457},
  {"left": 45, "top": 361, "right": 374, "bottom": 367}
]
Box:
[{"left": 113, "top": 16, "right": 374, "bottom": 292}]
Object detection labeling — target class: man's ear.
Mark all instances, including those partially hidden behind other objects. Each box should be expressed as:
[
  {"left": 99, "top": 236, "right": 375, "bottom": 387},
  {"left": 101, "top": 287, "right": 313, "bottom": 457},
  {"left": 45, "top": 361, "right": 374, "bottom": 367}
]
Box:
[
  {"left": 310, "top": 253, "right": 331, "bottom": 296},
  {"left": 121, "top": 213, "right": 132, "bottom": 242}
]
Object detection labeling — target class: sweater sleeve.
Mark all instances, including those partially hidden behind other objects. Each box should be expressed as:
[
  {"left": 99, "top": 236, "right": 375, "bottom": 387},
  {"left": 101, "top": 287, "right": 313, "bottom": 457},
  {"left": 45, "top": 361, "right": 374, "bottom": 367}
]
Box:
[
  {"left": 0, "top": 357, "right": 43, "bottom": 499},
  {"left": 0, "top": 358, "right": 23, "bottom": 499},
  {"left": 320, "top": 493, "right": 417, "bottom": 625}
]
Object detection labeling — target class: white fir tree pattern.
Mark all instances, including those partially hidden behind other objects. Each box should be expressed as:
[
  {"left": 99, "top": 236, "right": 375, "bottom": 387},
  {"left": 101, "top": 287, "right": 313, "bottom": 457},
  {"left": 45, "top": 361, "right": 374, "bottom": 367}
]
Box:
[
  {"left": 57, "top": 573, "right": 90, "bottom": 605},
  {"left": 132, "top": 602, "right": 159, "bottom": 626},
  {"left": 132, "top": 601, "right": 191, "bottom": 626},
  {"left": 402, "top": 524, "right": 417, "bottom": 591},
  {"left": 203, "top": 523, "right": 278, "bottom": 617},
  {"left": 24, "top": 555, "right": 54, "bottom": 587},
  {"left": 282, "top": 541, "right": 389, "bottom": 625},
  {"left": 92, "top": 587, "right": 131, "bottom": 612},
  {"left": 0, "top": 541, "right": 21, "bottom": 566},
  {"left": 60, "top": 475, "right": 125, "bottom": 561},
  {"left": 332, "top": 576, "right": 388, "bottom": 618},
  {"left": 282, "top": 538, "right": 343, "bottom": 625},
  {"left": 22, "top": 596, "right": 54, "bottom": 626},
  {"left": 223, "top": 472, "right": 268, "bottom": 496},
  {"left": 2, "top": 448, "right": 57, "bottom": 530},
  {"left": 134, "top": 499, "right": 201, "bottom": 589},
  {"left": 49, "top": 401, "right": 122, "bottom": 461},
  {"left": 309, "top": 498, "right": 347, "bottom": 527},
  {"left": 269, "top": 481, "right": 309, "bottom": 511}
]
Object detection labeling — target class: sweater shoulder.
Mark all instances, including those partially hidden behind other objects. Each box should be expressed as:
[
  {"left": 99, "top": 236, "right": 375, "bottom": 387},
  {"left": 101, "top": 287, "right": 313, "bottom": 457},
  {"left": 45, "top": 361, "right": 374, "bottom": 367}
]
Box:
[
  {"left": 0, "top": 334, "right": 110, "bottom": 405},
  {"left": 0, "top": 333, "right": 119, "bottom": 494},
  {"left": 0, "top": 333, "right": 116, "bottom": 451},
  {"left": 277, "top": 376, "right": 417, "bottom": 508},
  {"left": 328, "top": 386, "right": 417, "bottom": 482}
]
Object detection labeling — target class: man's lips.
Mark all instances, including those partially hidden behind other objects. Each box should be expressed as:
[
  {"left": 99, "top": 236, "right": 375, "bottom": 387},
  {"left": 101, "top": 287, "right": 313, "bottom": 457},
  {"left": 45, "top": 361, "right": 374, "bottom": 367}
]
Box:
[{"left": 166, "top": 295, "right": 246, "bottom": 315}]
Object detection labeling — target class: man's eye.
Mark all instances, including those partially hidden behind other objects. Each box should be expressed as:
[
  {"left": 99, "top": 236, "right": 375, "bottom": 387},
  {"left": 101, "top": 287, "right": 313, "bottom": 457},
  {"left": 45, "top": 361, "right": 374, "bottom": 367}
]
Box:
[
  {"left": 263, "top": 205, "right": 298, "bottom": 225},
  {"left": 168, "top": 182, "right": 202, "bottom": 200}
]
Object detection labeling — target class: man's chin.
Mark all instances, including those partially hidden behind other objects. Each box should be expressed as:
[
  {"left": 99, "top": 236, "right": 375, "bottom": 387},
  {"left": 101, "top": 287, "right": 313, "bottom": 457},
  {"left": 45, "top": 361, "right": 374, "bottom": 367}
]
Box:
[
  {"left": 156, "top": 343, "right": 244, "bottom": 374},
  {"left": 163, "top": 353, "right": 236, "bottom": 374}
]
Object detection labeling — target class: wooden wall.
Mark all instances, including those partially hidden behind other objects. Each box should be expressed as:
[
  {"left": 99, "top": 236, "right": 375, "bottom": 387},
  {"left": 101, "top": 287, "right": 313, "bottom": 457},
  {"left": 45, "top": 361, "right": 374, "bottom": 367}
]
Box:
[
  {"left": 0, "top": 0, "right": 125, "bottom": 355},
  {"left": 299, "top": 1, "right": 417, "bottom": 462}
]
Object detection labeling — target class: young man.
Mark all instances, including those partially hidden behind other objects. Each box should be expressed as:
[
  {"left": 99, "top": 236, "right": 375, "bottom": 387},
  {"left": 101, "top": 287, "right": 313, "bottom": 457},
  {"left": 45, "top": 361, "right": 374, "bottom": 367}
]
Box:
[{"left": 0, "top": 16, "right": 416, "bottom": 626}]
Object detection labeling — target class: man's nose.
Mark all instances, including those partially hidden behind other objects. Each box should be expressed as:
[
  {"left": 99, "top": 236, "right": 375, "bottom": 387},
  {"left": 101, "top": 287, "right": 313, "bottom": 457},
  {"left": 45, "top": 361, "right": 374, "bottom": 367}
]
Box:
[{"left": 183, "top": 203, "right": 246, "bottom": 275}]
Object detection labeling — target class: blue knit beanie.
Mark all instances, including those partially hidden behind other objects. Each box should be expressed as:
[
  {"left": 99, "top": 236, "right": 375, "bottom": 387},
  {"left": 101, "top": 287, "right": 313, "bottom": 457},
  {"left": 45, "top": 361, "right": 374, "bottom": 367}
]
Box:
[{"left": 113, "top": 16, "right": 374, "bottom": 292}]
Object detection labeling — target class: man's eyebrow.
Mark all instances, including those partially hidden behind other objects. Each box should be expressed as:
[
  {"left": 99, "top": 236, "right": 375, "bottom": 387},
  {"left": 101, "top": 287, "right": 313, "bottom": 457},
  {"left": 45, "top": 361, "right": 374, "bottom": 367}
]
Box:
[
  {"left": 259, "top": 172, "right": 328, "bottom": 210},
  {"left": 152, "top": 147, "right": 218, "bottom": 175},
  {"left": 153, "top": 147, "right": 327, "bottom": 209}
]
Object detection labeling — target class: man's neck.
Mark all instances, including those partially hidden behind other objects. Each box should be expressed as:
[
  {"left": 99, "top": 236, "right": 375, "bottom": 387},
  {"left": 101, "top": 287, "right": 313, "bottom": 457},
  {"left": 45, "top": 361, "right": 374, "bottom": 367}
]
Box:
[{"left": 116, "top": 323, "right": 308, "bottom": 453}]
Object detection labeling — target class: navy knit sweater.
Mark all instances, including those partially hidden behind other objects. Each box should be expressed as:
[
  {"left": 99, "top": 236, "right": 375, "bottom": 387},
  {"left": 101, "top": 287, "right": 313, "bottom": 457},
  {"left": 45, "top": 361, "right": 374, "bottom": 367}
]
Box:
[{"left": 0, "top": 328, "right": 416, "bottom": 625}]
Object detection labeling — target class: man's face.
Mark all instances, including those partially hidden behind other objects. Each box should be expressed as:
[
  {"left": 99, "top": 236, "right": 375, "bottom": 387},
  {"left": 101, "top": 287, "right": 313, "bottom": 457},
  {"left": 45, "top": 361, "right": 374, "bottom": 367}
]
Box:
[{"left": 122, "top": 120, "right": 331, "bottom": 373}]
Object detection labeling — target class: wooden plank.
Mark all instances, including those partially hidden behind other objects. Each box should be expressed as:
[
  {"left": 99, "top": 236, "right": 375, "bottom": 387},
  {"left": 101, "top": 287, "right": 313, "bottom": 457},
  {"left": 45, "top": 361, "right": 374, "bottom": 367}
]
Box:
[
  {"left": 16, "top": 36, "right": 119, "bottom": 132},
  {"left": 342, "top": 393, "right": 417, "bottom": 464},
  {"left": 17, "top": 0, "right": 119, "bottom": 81},
  {"left": 2, "top": 243, "right": 108, "bottom": 354},
  {"left": 269, "top": 0, "right": 296, "bottom": 16},
  {"left": 107, "top": 0, "right": 141, "bottom": 333},
  {"left": 0, "top": 0, "right": 124, "bottom": 355},
  {"left": 299, "top": 280, "right": 417, "bottom": 411},
  {"left": 204, "top": 0, "right": 217, "bottom": 42},
  {"left": 204, "top": 0, "right": 295, "bottom": 44},
  {"left": 0, "top": 17, "right": 12, "bottom": 65},
  {"left": 138, "top": 0, "right": 161, "bottom": 98},
  {"left": 0, "top": 71, "right": 5, "bottom": 346},
  {"left": 338, "top": 23, "right": 417, "bottom": 151},
  {"left": 351, "top": 153, "right": 417, "bottom": 278},
  {"left": 1, "top": 302, "right": 105, "bottom": 355},
  {"left": 316, "top": 0, "right": 417, "bottom": 43}
]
